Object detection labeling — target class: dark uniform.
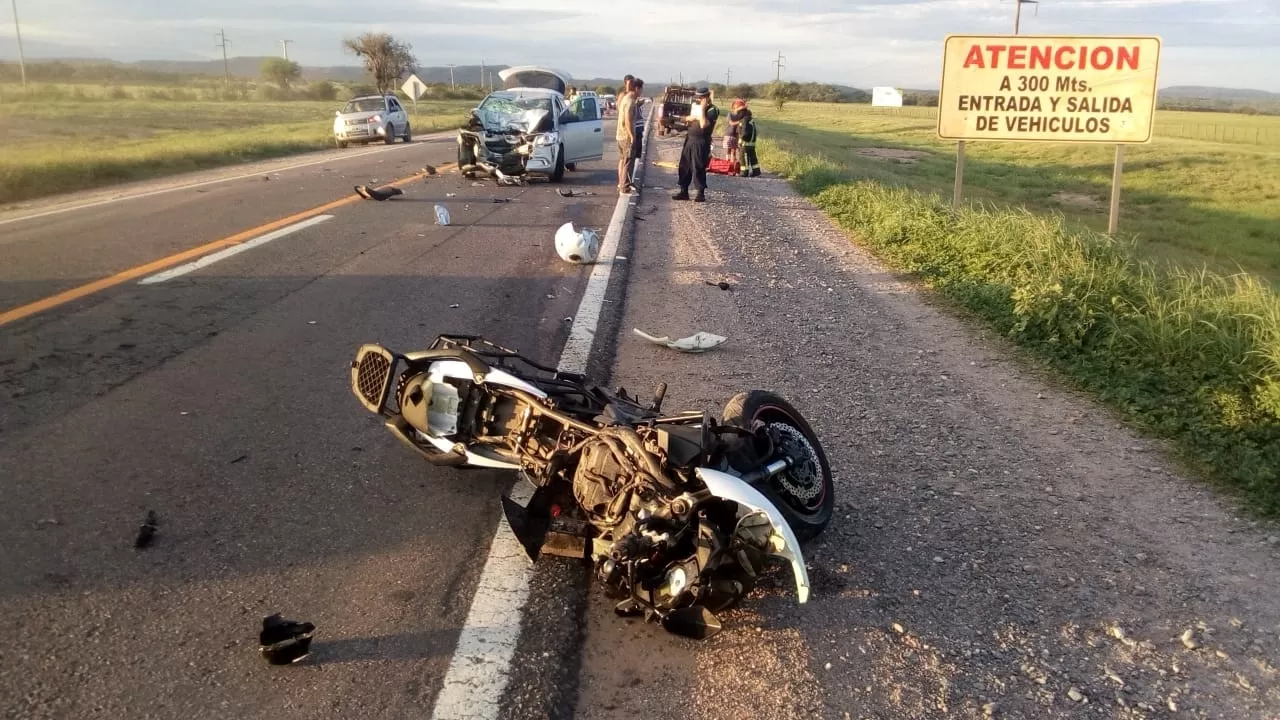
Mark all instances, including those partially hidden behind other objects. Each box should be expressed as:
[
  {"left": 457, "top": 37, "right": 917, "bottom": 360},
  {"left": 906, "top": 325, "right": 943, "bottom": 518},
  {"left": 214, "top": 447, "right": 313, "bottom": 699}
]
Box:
[
  {"left": 674, "top": 88, "right": 719, "bottom": 202},
  {"left": 738, "top": 110, "right": 760, "bottom": 177}
]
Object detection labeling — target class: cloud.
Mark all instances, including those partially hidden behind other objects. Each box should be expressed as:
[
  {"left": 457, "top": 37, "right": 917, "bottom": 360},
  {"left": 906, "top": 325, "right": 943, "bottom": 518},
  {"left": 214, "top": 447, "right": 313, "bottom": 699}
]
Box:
[{"left": 8, "top": 0, "right": 1280, "bottom": 91}]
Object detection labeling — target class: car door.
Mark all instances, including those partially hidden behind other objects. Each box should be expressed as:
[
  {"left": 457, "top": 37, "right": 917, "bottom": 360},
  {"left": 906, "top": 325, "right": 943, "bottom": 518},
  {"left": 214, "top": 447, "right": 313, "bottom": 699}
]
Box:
[
  {"left": 388, "top": 97, "right": 406, "bottom": 133},
  {"left": 561, "top": 95, "right": 603, "bottom": 163}
]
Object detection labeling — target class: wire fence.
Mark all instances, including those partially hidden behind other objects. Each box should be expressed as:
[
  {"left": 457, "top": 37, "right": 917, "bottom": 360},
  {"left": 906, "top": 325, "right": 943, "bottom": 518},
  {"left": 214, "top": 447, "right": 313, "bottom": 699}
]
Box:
[
  {"left": 1157, "top": 124, "right": 1280, "bottom": 146},
  {"left": 862, "top": 107, "right": 1280, "bottom": 146}
]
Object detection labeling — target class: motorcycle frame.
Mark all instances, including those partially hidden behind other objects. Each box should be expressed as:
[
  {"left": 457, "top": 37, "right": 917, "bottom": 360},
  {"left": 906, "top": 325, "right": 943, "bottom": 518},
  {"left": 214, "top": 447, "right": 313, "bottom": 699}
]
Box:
[{"left": 350, "top": 334, "right": 812, "bottom": 605}]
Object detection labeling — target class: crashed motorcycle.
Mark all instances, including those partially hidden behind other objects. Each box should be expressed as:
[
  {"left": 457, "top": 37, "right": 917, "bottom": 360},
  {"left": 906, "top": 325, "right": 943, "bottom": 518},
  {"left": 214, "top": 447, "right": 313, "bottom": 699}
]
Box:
[{"left": 349, "top": 335, "right": 834, "bottom": 638}]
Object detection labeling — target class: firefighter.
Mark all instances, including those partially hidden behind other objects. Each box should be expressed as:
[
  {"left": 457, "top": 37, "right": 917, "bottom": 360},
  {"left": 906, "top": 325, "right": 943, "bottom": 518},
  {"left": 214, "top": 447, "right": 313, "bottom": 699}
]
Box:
[
  {"left": 737, "top": 107, "right": 760, "bottom": 177},
  {"left": 673, "top": 87, "right": 719, "bottom": 202}
]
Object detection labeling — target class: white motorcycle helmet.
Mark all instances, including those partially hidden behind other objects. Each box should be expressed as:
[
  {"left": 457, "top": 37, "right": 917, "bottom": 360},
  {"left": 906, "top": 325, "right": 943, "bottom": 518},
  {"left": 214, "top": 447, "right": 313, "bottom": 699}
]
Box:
[{"left": 554, "top": 222, "right": 601, "bottom": 264}]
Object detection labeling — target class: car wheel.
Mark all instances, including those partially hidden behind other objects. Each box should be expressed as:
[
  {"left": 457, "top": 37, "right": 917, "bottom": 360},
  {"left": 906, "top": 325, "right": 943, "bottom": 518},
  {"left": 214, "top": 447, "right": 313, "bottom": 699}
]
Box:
[
  {"left": 384, "top": 124, "right": 396, "bottom": 145},
  {"left": 565, "top": 163, "right": 576, "bottom": 172},
  {"left": 550, "top": 144, "right": 566, "bottom": 183},
  {"left": 336, "top": 138, "right": 348, "bottom": 149},
  {"left": 402, "top": 122, "right": 412, "bottom": 143}
]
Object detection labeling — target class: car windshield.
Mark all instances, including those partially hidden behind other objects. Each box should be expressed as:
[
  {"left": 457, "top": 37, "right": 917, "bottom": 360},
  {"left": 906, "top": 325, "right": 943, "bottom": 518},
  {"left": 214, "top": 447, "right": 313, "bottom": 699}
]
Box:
[
  {"left": 477, "top": 95, "right": 553, "bottom": 131},
  {"left": 342, "top": 98, "right": 385, "bottom": 114}
]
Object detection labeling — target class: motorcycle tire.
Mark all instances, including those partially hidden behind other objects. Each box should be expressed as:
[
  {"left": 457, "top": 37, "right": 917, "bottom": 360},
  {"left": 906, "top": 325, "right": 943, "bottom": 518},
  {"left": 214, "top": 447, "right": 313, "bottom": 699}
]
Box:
[{"left": 721, "top": 390, "right": 834, "bottom": 543}]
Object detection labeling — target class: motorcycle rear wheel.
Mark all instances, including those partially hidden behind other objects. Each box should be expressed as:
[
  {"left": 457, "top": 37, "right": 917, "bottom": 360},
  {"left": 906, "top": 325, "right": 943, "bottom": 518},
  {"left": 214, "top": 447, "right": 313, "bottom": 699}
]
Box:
[{"left": 721, "top": 390, "right": 834, "bottom": 543}]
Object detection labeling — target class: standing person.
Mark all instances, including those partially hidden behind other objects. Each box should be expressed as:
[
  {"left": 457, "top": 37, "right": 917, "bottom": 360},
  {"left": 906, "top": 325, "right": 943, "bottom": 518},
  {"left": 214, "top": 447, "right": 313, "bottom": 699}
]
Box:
[
  {"left": 737, "top": 107, "right": 760, "bottom": 177},
  {"left": 628, "top": 78, "right": 646, "bottom": 187},
  {"left": 673, "top": 87, "right": 719, "bottom": 202},
  {"left": 615, "top": 76, "right": 637, "bottom": 194}
]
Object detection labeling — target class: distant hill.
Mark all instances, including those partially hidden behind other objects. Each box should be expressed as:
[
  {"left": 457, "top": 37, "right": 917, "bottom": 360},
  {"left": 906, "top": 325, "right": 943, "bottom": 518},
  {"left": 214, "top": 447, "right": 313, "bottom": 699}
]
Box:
[{"left": 1159, "top": 86, "right": 1280, "bottom": 102}]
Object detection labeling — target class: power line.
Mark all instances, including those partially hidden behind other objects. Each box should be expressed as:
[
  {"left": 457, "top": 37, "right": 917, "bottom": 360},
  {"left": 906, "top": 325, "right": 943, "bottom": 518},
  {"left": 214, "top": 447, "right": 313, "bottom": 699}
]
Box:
[
  {"left": 447, "top": 63, "right": 456, "bottom": 88},
  {"left": 214, "top": 29, "right": 231, "bottom": 87},
  {"left": 279, "top": 40, "right": 293, "bottom": 61},
  {"left": 772, "top": 51, "right": 786, "bottom": 84}
]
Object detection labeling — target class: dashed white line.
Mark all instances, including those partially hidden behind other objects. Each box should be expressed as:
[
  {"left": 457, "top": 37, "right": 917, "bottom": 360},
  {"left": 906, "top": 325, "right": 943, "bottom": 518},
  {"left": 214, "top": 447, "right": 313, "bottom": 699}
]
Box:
[
  {"left": 137, "top": 215, "right": 333, "bottom": 284},
  {"left": 427, "top": 110, "right": 654, "bottom": 720}
]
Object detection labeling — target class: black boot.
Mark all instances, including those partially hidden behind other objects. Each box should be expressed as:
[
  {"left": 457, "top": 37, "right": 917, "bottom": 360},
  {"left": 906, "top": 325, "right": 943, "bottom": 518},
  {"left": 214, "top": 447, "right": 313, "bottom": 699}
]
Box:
[
  {"left": 672, "top": 188, "right": 690, "bottom": 200},
  {"left": 693, "top": 190, "right": 706, "bottom": 203}
]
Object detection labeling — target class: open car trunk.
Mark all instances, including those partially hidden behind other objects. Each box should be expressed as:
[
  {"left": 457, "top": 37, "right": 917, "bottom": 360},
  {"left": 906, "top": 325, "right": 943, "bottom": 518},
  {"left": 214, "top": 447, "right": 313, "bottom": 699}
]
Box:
[{"left": 499, "top": 65, "right": 570, "bottom": 95}]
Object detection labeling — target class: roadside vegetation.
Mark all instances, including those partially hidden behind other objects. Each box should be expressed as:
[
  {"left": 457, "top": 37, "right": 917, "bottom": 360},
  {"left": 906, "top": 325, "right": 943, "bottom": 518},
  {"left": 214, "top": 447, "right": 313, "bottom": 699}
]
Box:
[
  {"left": 757, "top": 102, "right": 1280, "bottom": 514},
  {"left": 0, "top": 43, "right": 477, "bottom": 206}
]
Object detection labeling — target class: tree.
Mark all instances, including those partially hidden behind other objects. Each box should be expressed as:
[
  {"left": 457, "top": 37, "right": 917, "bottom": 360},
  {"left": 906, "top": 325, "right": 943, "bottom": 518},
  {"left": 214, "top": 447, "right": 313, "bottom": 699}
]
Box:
[
  {"left": 342, "top": 33, "right": 417, "bottom": 94},
  {"left": 261, "top": 58, "right": 302, "bottom": 89},
  {"left": 731, "top": 83, "right": 755, "bottom": 101},
  {"left": 767, "top": 81, "right": 793, "bottom": 111},
  {"left": 596, "top": 85, "right": 616, "bottom": 95}
]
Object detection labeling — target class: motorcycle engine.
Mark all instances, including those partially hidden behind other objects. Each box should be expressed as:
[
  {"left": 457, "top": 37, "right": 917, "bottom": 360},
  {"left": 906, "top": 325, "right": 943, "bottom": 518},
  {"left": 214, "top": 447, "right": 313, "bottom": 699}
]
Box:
[{"left": 572, "top": 438, "right": 629, "bottom": 520}]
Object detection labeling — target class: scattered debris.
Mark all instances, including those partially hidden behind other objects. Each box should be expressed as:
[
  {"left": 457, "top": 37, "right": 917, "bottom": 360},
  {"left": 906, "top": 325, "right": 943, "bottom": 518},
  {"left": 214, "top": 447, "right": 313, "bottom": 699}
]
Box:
[
  {"left": 422, "top": 164, "right": 438, "bottom": 176},
  {"left": 492, "top": 198, "right": 510, "bottom": 203},
  {"left": 704, "top": 280, "right": 734, "bottom": 291},
  {"left": 554, "top": 222, "right": 601, "bottom": 264},
  {"left": 556, "top": 188, "right": 577, "bottom": 197},
  {"left": 35, "top": 518, "right": 59, "bottom": 528},
  {"left": 653, "top": 160, "right": 678, "bottom": 170},
  {"left": 230, "top": 455, "right": 248, "bottom": 464},
  {"left": 1067, "top": 687, "right": 1087, "bottom": 703},
  {"left": 134, "top": 510, "right": 158, "bottom": 549},
  {"left": 633, "top": 328, "right": 727, "bottom": 353},
  {"left": 354, "top": 184, "right": 403, "bottom": 201},
  {"left": 435, "top": 205, "right": 451, "bottom": 226},
  {"left": 472, "top": 181, "right": 488, "bottom": 187},
  {"left": 259, "top": 614, "right": 315, "bottom": 665},
  {"left": 307, "top": 321, "right": 317, "bottom": 325},
  {"left": 446, "top": 193, "right": 457, "bottom": 198},
  {"left": 1180, "top": 628, "right": 1201, "bottom": 650},
  {"left": 449, "top": 303, "right": 460, "bottom": 309}
]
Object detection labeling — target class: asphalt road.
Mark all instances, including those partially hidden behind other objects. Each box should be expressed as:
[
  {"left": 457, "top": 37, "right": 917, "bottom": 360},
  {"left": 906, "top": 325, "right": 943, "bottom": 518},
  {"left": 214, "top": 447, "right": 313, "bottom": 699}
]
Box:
[{"left": 0, "top": 128, "right": 624, "bottom": 719}]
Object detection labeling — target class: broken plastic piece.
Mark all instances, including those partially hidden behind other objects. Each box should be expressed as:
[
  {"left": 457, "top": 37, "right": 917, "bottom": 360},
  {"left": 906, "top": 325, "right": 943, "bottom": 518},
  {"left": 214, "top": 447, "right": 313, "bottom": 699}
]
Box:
[
  {"left": 633, "top": 329, "right": 727, "bottom": 353},
  {"left": 435, "top": 205, "right": 451, "bottom": 225}
]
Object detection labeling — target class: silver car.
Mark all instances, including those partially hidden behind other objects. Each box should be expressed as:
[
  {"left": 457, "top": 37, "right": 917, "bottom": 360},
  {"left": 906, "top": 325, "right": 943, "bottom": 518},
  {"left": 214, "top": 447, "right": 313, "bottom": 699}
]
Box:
[{"left": 333, "top": 95, "right": 411, "bottom": 148}]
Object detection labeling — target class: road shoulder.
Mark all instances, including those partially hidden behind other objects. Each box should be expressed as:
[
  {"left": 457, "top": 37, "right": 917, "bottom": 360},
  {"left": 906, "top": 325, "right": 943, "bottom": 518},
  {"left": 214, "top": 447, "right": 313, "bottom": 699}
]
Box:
[{"left": 578, "top": 131, "right": 1280, "bottom": 719}]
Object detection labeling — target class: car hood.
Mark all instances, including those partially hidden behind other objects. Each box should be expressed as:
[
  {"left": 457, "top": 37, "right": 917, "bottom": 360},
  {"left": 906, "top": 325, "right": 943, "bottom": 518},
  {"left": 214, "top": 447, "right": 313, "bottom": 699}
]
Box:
[
  {"left": 499, "top": 65, "right": 570, "bottom": 95},
  {"left": 338, "top": 110, "right": 382, "bottom": 122}
]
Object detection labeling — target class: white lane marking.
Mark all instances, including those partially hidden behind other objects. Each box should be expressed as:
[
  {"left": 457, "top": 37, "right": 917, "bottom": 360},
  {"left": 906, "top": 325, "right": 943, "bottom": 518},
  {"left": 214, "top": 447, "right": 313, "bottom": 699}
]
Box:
[
  {"left": 428, "top": 112, "right": 654, "bottom": 720},
  {"left": 0, "top": 132, "right": 452, "bottom": 229},
  {"left": 428, "top": 481, "right": 533, "bottom": 720},
  {"left": 137, "top": 215, "right": 332, "bottom": 285}
]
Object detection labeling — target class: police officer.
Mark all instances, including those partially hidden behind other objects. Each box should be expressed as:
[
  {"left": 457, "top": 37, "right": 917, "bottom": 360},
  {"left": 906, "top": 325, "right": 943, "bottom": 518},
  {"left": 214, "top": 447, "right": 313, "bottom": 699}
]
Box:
[{"left": 673, "top": 87, "right": 719, "bottom": 203}]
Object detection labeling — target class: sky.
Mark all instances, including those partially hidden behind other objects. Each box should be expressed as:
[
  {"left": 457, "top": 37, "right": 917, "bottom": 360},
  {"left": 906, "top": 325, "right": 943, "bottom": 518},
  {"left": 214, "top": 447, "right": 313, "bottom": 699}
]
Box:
[{"left": 3, "top": 0, "right": 1280, "bottom": 91}]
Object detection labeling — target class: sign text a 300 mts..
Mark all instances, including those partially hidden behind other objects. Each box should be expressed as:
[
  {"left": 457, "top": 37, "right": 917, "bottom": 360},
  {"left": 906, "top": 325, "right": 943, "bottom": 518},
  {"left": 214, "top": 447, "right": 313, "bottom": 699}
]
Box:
[{"left": 937, "top": 35, "right": 1161, "bottom": 144}]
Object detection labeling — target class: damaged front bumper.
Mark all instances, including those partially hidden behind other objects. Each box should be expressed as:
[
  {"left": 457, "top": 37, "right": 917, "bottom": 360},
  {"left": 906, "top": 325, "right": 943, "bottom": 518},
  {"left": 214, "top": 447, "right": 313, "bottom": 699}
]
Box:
[{"left": 457, "top": 129, "right": 557, "bottom": 180}]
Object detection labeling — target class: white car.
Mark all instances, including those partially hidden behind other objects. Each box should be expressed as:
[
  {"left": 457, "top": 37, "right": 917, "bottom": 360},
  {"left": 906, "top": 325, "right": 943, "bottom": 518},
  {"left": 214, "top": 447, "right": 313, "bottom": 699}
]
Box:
[
  {"left": 456, "top": 66, "right": 603, "bottom": 183},
  {"left": 333, "top": 94, "right": 411, "bottom": 148}
]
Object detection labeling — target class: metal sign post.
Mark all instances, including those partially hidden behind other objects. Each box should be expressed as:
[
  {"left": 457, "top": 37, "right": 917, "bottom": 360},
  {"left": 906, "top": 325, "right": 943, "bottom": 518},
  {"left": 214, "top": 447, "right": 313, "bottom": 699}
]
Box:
[
  {"left": 953, "top": 141, "right": 966, "bottom": 209},
  {"left": 1108, "top": 144, "right": 1125, "bottom": 234}
]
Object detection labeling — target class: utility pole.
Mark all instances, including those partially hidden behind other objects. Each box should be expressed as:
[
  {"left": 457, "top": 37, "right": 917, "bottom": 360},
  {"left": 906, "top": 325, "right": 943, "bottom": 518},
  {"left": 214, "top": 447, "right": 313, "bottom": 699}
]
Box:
[
  {"left": 279, "top": 40, "right": 293, "bottom": 60},
  {"left": 773, "top": 51, "right": 786, "bottom": 84},
  {"left": 479, "top": 60, "right": 484, "bottom": 90},
  {"left": 447, "top": 63, "right": 456, "bottom": 88},
  {"left": 725, "top": 67, "right": 731, "bottom": 88},
  {"left": 1013, "top": 0, "right": 1038, "bottom": 34},
  {"left": 214, "top": 29, "right": 231, "bottom": 87},
  {"left": 10, "top": 0, "right": 26, "bottom": 89}
]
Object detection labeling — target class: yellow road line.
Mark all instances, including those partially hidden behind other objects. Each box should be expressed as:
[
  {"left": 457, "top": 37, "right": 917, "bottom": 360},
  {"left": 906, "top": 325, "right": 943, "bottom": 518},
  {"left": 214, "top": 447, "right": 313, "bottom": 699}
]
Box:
[{"left": 0, "top": 164, "right": 453, "bottom": 329}]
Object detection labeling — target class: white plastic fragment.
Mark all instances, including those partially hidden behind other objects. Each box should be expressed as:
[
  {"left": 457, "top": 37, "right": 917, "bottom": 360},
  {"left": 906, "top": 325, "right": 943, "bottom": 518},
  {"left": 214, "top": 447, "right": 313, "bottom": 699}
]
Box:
[
  {"left": 435, "top": 204, "right": 451, "bottom": 225},
  {"left": 633, "top": 328, "right": 727, "bottom": 353}
]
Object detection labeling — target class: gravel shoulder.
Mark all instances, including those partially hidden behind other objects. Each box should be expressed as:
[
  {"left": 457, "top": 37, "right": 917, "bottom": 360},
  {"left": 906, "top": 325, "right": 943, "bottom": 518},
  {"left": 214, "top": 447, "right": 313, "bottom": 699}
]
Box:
[{"left": 576, "top": 133, "right": 1280, "bottom": 719}]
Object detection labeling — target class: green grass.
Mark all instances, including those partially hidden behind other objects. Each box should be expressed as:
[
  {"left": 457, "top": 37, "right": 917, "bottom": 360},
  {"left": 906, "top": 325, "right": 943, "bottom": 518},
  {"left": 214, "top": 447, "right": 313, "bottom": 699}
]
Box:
[
  {"left": 0, "top": 97, "right": 474, "bottom": 204},
  {"left": 753, "top": 103, "right": 1280, "bottom": 284},
  {"left": 758, "top": 103, "right": 1280, "bottom": 515}
]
